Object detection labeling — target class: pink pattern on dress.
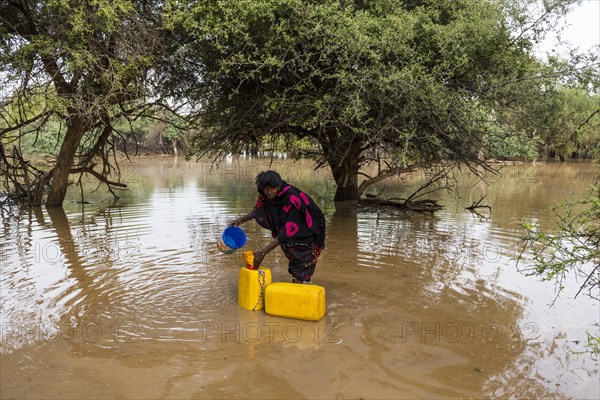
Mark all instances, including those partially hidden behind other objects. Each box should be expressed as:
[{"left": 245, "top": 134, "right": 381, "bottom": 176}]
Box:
[
  {"left": 305, "top": 210, "right": 313, "bottom": 228},
  {"left": 277, "top": 185, "right": 291, "bottom": 196},
  {"left": 285, "top": 222, "right": 299, "bottom": 237},
  {"left": 299, "top": 192, "right": 310, "bottom": 206},
  {"left": 289, "top": 195, "right": 301, "bottom": 210}
]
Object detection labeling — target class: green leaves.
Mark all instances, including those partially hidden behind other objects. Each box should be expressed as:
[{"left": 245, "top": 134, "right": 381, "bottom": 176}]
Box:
[
  {"left": 1, "top": 0, "right": 174, "bottom": 205},
  {"left": 170, "top": 0, "right": 582, "bottom": 200},
  {"left": 520, "top": 179, "right": 600, "bottom": 302}
]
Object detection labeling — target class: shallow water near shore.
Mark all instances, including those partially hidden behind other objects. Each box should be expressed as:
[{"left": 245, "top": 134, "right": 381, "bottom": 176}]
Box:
[{"left": 1, "top": 156, "right": 598, "bottom": 399}]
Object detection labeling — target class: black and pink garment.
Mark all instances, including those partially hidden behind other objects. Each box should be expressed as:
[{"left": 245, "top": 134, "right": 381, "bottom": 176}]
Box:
[{"left": 253, "top": 181, "right": 326, "bottom": 282}]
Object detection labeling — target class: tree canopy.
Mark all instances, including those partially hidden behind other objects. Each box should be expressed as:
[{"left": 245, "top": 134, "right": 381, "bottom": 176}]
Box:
[
  {"left": 0, "top": 0, "right": 174, "bottom": 206},
  {"left": 166, "top": 0, "right": 586, "bottom": 201},
  {"left": 1, "top": 0, "right": 597, "bottom": 207}
]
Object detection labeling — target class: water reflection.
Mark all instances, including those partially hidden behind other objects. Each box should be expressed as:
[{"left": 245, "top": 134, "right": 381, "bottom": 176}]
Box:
[{"left": 0, "top": 158, "right": 598, "bottom": 399}]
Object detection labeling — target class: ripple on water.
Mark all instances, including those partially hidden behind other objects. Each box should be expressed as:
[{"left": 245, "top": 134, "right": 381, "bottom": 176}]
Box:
[
  {"left": 2, "top": 160, "right": 598, "bottom": 399},
  {"left": 1, "top": 188, "right": 242, "bottom": 351}
]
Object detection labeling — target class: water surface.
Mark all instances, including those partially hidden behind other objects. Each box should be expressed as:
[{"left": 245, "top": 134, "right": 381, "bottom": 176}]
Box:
[{"left": 1, "top": 157, "right": 598, "bottom": 399}]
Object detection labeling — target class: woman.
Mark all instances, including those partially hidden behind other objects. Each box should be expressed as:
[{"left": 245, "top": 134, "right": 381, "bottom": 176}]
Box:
[{"left": 230, "top": 170, "right": 326, "bottom": 283}]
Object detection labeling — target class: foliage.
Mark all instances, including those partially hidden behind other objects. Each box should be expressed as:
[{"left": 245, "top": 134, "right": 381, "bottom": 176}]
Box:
[
  {"left": 166, "top": 0, "right": 583, "bottom": 201},
  {"left": 112, "top": 115, "right": 156, "bottom": 143},
  {"left": 2, "top": 0, "right": 593, "bottom": 207},
  {"left": 506, "top": 86, "right": 600, "bottom": 160},
  {"left": 162, "top": 114, "right": 186, "bottom": 142},
  {"left": 18, "top": 118, "right": 66, "bottom": 156},
  {"left": 0, "top": 0, "right": 177, "bottom": 206},
  {"left": 519, "top": 173, "right": 600, "bottom": 353},
  {"left": 485, "top": 125, "right": 541, "bottom": 160},
  {"left": 519, "top": 175, "right": 599, "bottom": 301},
  {"left": 584, "top": 328, "right": 600, "bottom": 355}
]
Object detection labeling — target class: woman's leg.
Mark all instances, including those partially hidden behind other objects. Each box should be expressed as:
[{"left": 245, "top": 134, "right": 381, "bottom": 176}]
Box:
[{"left": 284, "top": 243, "right": 323, "bottom": 283}]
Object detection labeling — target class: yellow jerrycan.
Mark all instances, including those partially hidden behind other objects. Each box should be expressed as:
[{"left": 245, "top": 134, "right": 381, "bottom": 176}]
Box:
[
  {"left": 238, "top": 251, "right": 272, "bottom": 311},
  {"left": 265, "top": 282, "right": 326, "bottom": 321}
]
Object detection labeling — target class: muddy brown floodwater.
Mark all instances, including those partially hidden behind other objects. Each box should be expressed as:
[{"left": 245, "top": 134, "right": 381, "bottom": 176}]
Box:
[{"left": 1, "top": 157, "right": 598, "bottom": 399}]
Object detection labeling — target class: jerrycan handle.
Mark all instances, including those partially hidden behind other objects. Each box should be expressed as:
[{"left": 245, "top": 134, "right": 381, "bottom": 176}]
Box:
[{"left": 242, "top": 250, "right": 256, "bottom": 270}]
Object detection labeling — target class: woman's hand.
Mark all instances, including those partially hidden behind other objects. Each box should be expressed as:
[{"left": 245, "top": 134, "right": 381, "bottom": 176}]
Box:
[
  {"left": 253, "top": 250, "right": 265, "bottom": 269},
  {"left": 252, "top": 238, "right": 279, "bottom": 268},
  {"left": 229, "top": 210, "right": 254, "bottom": 226}
]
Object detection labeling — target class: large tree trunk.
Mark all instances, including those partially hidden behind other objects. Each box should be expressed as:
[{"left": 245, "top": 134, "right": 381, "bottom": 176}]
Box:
[
  {"left": 331, "top": 163, "right": 359, "bottom": 202},
  {"left": 320, "top": 133, "right": 362, "bottom": 202},
  {"left": 46, "top": 116, "right": 86, "bottom": 207}
]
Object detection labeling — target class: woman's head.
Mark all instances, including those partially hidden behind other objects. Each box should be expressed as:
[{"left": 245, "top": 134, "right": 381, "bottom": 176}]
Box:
[{"left": 256, "top": 170, "right": 282, "bottom": 199}]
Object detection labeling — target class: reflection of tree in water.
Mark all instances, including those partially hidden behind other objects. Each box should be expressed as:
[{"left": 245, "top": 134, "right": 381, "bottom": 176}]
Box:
[
  {"left": 0, "top": 206, "right": 119, "bottom": 351},
  {"left": 1, "top": 207, "right": 45, "bottom": 351},
  {"left": 46, "top": 207, "right": 125, "bottom": 342},
  {"left": 12, "top": 203, "right": 233, "bottom": 365}
]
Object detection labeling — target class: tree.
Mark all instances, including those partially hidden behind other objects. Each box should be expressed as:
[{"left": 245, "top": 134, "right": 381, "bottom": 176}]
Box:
[
  {"left": 167, "top": 0, "right": 581, "bottom": 202},
  {"left": 0, "top": 0, "right": 174, "bottom": 207},
  {"left": 162, "top": 114, "right": 187, "bottom": 156},
  {"left": 515, "top": 87, "right": 600, "bottom": 160}
]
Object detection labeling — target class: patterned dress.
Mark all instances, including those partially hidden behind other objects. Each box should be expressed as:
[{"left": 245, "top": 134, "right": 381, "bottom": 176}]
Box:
[{"left": 253, "top": 181, "right": 326, "bottom": 282}]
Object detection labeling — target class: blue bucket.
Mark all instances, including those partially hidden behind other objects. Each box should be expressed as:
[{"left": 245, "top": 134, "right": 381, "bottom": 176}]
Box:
[{"left": 217, "top": 226, "right": 247, "bottom": 254}]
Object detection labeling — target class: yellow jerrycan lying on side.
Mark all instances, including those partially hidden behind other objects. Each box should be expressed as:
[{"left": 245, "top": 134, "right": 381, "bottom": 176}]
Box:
[{"left": 265, "top": 282, "right": 326, "bottom": 321}]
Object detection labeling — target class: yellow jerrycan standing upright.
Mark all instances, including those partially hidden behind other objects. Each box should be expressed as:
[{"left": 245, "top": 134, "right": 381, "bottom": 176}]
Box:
[{"left": 238, "top": 251, "right": 272, "bottom": 310}]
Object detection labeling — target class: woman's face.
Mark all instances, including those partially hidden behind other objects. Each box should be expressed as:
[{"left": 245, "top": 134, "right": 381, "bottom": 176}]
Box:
[{"left": 263, "top": 185, "right": 280, "bottom": 200}]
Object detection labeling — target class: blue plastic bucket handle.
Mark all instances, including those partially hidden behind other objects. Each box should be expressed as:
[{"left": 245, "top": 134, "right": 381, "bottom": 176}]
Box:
[{"left": 222, "top": 226, "right": 247, "bottom": 249}]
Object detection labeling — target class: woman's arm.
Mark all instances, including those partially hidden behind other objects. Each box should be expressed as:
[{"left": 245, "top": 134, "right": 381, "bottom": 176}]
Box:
[
  {"left": 253, "top": 237, "right": 280, "bottom": 269},
  {"left": 230, "top": 209, "right": 255, "bottom": 226}
]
